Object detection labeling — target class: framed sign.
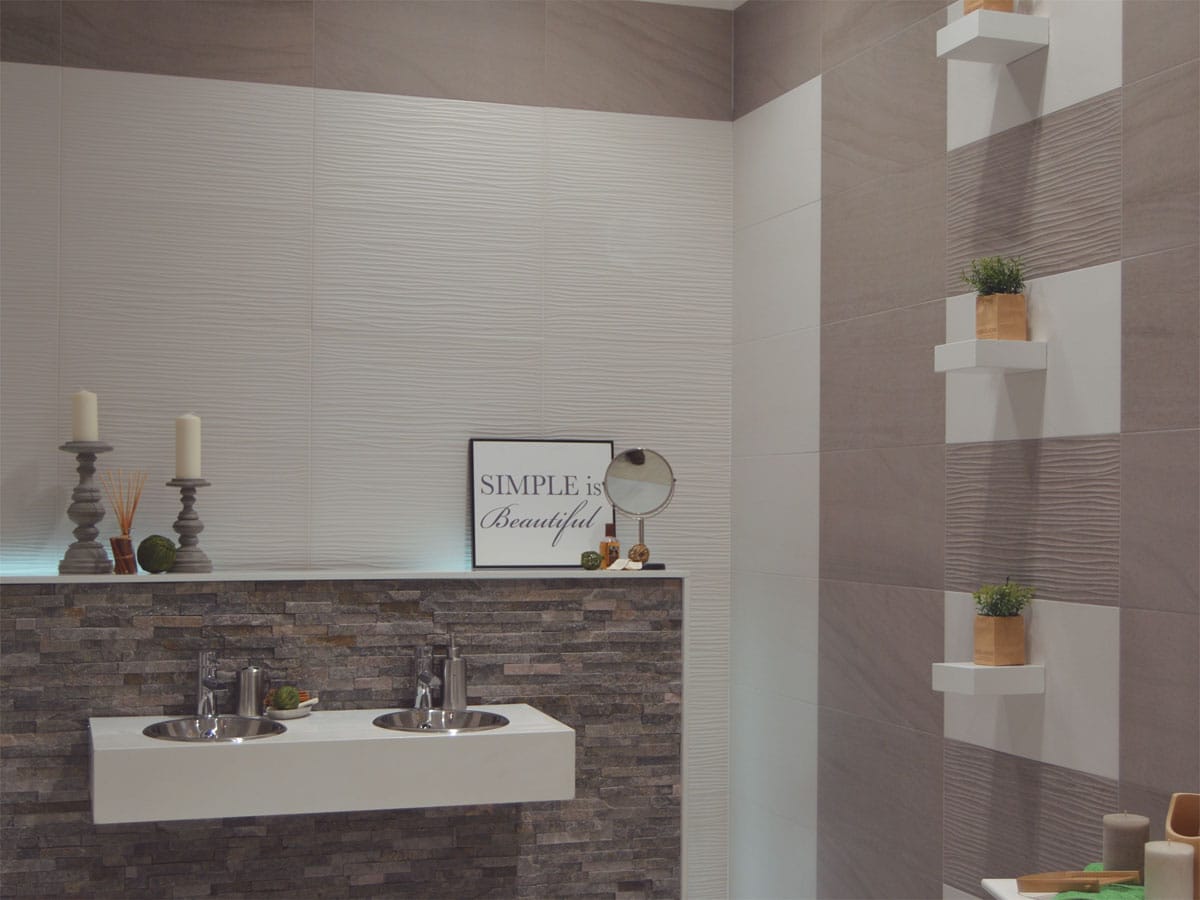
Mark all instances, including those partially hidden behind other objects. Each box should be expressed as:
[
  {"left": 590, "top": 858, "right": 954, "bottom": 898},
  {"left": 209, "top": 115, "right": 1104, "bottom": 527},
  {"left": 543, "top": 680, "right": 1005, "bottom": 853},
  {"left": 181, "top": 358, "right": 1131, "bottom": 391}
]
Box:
[{"left": 470, "top": 439, "right": 614, "bottom": 568}]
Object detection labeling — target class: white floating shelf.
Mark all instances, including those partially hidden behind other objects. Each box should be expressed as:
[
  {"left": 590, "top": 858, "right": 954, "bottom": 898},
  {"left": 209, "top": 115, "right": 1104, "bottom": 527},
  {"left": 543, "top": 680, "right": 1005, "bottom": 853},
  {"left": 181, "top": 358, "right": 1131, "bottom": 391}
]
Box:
[
  {"left": 936, "top": 10, "right": 1049, "bottom": 64},
  {"left": 932, "top": 662, "right": 1045, "bottom": 695},
  {"left": 934, "top": 339, "right": 1047, "bottom": 373}
]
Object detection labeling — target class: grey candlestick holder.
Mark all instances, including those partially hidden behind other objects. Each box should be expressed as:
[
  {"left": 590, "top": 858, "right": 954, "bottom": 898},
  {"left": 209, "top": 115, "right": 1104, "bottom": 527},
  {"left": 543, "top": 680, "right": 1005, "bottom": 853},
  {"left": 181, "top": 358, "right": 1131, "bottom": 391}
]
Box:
[
  {"left": 58, "top": 441, "right": 115, "bottom": 574},
  {"left": 166, "top": 478, "right": 213, "bottom": 573}
]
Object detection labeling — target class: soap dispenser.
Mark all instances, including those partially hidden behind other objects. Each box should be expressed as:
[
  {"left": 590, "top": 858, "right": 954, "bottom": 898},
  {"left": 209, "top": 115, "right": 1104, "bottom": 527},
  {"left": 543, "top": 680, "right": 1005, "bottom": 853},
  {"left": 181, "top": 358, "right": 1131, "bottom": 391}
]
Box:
[{"left": 442, "top": 635, "right": 467, "bottom": 711}]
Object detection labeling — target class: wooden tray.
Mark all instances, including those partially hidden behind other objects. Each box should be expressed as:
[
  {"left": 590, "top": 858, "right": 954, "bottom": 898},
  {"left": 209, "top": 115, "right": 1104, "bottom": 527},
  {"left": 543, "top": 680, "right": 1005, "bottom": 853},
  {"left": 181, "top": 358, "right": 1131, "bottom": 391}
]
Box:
[{"left": 1015, "top": 870, "right": 1138, "bottom": 893}]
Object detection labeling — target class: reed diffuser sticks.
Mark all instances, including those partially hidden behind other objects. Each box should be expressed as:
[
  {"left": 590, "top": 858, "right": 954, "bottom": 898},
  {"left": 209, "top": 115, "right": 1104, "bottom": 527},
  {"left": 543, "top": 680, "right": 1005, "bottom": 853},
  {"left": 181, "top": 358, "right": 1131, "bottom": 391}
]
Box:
[{"left": 99, "top": 469, "right": 147, "bottom": 573}]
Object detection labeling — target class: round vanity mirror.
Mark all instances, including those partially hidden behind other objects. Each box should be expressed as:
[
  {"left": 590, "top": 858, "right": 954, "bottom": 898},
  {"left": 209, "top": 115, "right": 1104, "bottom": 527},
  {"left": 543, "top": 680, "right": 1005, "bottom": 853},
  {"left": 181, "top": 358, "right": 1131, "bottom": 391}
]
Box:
[{"left": 603, "top": 448, "right": 676, "bottom": 567}]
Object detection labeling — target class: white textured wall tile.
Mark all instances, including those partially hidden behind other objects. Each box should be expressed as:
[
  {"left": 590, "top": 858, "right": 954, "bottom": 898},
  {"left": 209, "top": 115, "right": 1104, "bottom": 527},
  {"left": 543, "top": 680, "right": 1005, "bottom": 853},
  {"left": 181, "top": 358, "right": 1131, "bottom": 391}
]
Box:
[
  {"left": 731, "top": 573, "right": 818, "bottom": 703},
  {"left": 0, "top": 64, "right": 62, "bottom": 573},
  {"left": 947, "top": 0, "right": 1123, "bottom": 150},
  {"left": 734, "top": 78, "right": 821, "bottom": 229},
  {"left": 734, "top": 200, "right": 821, "bottom": 343},
  {"left": 732, "top": 452, "right": 819, "bottom": 578},
  {"left": 944, "top": 261, "right": 1121, "bottom": 443},
  {"left": 733, "top": 328, "right": 820, "bottom": 456},
  {"left": 944, "top": 591, "right": 1119, "bottom": 778}
]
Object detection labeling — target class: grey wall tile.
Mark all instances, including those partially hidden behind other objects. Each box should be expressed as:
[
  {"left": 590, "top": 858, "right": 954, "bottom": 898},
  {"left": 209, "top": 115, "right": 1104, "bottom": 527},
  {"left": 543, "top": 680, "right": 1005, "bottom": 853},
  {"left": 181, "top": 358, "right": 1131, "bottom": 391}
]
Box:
[
  {"left": 946, "top": 437, "right": 1121, "bottom": 605},
  {"left": 820, "top": 0, "right": 945, "bottom": 73},
  {"left": 820, "top": 444, "right": 945, "bottom": 589},
  {"left": 818, "top": 580, "right": 943, "bottom": 735},
  {"left": 1, "top": 0, "right": 60, "bottom": 65},
  {"left": 822, "top": 13, "right": 945, "bottom": 197},
  {"left": 947, "top": 90, "right": 1122, "bottom": 294},
  {"left": 315, "top": 0, "right": 546, "bottom": 106},
  {"left": 1120, "top": 608, "right": 1200, "bottom": 799},
  {"left": 822, "top": 158, "right": 947, "bottom": 322},
  {"left": 1123, "top": 61, "right": 1200, "bottom": 258},
  {"left": 821, "top": 300, "right": 945, "bottom": 451},
  {"left": 1124, "top": 0, "right": 1200, "bottom": 85},
  {"left": 546, "top": 0, "right": 732, "bottom": 120},
  {"left": 817, "top": 708, "right": 943, "bottom": 900},
  {"left": 943, "top": 740, "right": 1117, "bottom": 896},
  {"left": 61, "top": 0, "right": 314, "bottom": 86},
  {"left": 1122, "top": 244, "right": 1200, "bottom": 432},
  {"left": 1118, "top": 782, "right": 1181, "bottom": 842},
  {"left": 732, "top": 0, "right": 821, "bottom": 119},
  {"left": 1121, "top": 430, "right": 1200, "bottom": 615}
]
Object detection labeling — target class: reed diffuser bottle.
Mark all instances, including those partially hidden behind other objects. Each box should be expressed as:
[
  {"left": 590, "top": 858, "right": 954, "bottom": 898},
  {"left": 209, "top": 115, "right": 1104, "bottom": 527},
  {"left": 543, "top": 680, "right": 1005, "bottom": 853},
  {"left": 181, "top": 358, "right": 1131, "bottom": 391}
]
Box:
[{"left": 600, "top": 522, "right": 620, "bottom": 569}]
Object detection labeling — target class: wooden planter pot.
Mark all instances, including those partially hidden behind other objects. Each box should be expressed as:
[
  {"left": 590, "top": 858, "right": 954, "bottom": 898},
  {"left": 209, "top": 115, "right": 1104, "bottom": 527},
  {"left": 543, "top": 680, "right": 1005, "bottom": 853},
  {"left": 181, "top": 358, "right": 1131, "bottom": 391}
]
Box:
[
  {"left": 974, "top": 615, "right": 1026, "bottom": 665},
  {"left": 1166, "top": 793, "right": 1200, "bottom": 900},
  {"left": 964, "top": 0, "right": 1015, "bottom": 12},
  {"left": 975, "top": 293, "right": 1028, "bottom": 340}
]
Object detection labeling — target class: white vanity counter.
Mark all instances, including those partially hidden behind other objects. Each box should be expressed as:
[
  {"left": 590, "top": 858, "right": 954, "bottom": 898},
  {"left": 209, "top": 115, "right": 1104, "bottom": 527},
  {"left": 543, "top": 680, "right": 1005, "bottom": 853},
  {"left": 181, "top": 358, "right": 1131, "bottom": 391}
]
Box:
[
  {"left": 5, "top": 567, "right": 684, "bottom": 585},
  {"left": 90, "top": 703, "right": 575, "bottom": 824}
]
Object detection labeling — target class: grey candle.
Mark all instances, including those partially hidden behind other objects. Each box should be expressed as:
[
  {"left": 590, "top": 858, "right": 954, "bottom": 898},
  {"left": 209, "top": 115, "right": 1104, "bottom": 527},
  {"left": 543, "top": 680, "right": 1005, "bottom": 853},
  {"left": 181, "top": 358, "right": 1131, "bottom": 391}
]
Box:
[{"left": 1104, "top": 812, "right": 1151, "bottom": 881}]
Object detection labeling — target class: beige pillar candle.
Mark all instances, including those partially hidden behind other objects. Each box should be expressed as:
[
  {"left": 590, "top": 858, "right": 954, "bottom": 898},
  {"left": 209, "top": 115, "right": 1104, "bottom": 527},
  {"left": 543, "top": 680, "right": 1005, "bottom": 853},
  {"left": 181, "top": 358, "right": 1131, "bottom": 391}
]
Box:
[
  {"left": 1145, "top": 841, "right": 1195, "bottom": 900},
  {"left": 72, "top": 390, "right": 98, "bottom": 441},
  {"left": 1105, "top": 813, "right": 1152, "bottom": 880},
  {"left": 175, "top": 413, "right": 201, "bottom": 479}
]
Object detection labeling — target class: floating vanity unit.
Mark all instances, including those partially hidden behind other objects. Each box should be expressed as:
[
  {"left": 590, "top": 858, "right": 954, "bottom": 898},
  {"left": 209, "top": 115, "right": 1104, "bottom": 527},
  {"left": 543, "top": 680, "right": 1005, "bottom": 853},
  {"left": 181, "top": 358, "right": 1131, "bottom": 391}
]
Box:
[{"left": 90, "top": 703, "right": 574, "bottom": 824}]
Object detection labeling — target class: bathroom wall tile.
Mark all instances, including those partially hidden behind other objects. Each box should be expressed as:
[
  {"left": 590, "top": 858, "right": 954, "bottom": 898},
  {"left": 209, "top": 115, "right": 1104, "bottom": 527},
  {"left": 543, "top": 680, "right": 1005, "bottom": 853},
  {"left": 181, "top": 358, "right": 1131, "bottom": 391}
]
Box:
[
  {"left": 731, "top": 573, "right": 818, "bottom": 703},
  {"left": 0, "top": 63, "right": 60, "bottom": 574},
  {"left": 1118, "top": 782, "right": 1183, "bottom": 843},
  {"left": 732, "top": 0, "right": 822, "bottom": 119},
  {"left": 733, "top": 452, "right": 819, "bottom": 578},
  {"left": 1123, "top": 0, "right": 1200, "bottom": 85},
  {"left": 945, "top": 437, "right": 1120, "bottom": 605},
  {"left": 0, "top": 0, "right": 60, "bottom": 65},
  {"left": 944, "top": 262, "right": 1123, "bottom": 444},
  {"left": 1119, "top": 608, "right": 1200, "bottom": 801},
  {"left": 817, "top": 709, "right": 943, "bottom": 900},
  {"left": 944, "top": 885, "right": 982, "bottom": 900},
  {"left": 820, "top": 444, "right": 945, "bottom": 590},
  {"left": 734, "top": 328, "right": 820, "bottom": 456},
  {"left": 61, "top": 1, "right": 314, "bottom": 86},
  {"left": 731, "top": 681, "right": 819, "bottom": 828},
  {"left": 947, "top": 0, "right": 1122, "bottom": 150},
  {"left": 821, "top": 13, "right": 945, "bottom": 197},
  {"left": 1122, "top": 245, "right": 1200, "bottom": 432},
  {"left": 731, "top": 798, "right": 817, "bottom": 900},
  {"left": 820, "top": 0, "right": 945, "bottom": 73},
  {"left": 943, "top": 740, "right": 1117, "bottom": 897},
  {"left": 734, "top": 200, "right": 820, "bottom": 344},
  {"left": 947, "top": 90, "right": 1122, "bottom": 293},
  {"left": 944, "top": 593, "right": 1120, "bottom": 778},
  {"left": 315, "top": 1, "right": 545, "bottom": 107},
  {"left": 822, "top": 158, "right": 946, "bottom": 322},
  {"left": 58, "top": 68, "right": 315, "bottom": 571},
  {"left": 733, "top": 77, "right": 821, "bottom": 228},
  {"left": 819, "top": 580, "right": 943, "bottom": 735},
  {"left": 1121, "top": 430, "right": 1200, "bottom": 615},
  {"left": 545, "top": 0, "right": 732, "bottom": 120},
  {"left": 1122, "top": 61, "right": 1200, "bottom": 258},
  {"left": 821, "top": 300, "right": 944, "bottom": 450}
]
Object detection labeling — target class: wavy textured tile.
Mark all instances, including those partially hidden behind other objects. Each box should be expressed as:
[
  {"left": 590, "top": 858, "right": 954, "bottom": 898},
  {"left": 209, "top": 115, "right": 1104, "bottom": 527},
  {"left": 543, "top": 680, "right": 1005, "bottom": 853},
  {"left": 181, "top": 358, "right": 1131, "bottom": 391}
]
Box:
[
  {"left": 946, "top": 91, "right": 1122, "bottom": 294},
  {"left": 944, "top": 740, "right": 1116, "bottom": 895},
  {"left": 0, "top": 63, "right": 61, "bottom": 573},
  {"left": 945, "top": 437, "right": 1120, "bottom": 604}
]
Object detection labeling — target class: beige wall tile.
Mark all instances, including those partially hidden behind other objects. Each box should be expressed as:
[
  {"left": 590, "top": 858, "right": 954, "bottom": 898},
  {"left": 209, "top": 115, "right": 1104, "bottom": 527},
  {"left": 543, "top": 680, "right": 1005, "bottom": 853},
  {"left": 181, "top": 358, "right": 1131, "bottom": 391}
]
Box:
[
  {"left": 820, "top": 0, "right": 944, "bottom": 73},
  {"left": 732, "top": 0, "right": 821, "bottom": 119},
  {"left": 1123, "top": 0, "right": 1200, "bottom": 85},
  {"left": 0, "top": 0, "right": 60, "bottom": 65}
]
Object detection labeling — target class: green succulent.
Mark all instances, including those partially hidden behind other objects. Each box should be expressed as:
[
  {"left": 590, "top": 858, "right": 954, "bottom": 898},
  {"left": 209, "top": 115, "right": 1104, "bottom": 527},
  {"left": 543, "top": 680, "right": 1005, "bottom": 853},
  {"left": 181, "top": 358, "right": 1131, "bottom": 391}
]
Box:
[
  {"left": 962, "top": 256, "right": 1026, "bottom": 295},
  {"left": 973, "top": 578, "right": 1035, "bottom": 617}
]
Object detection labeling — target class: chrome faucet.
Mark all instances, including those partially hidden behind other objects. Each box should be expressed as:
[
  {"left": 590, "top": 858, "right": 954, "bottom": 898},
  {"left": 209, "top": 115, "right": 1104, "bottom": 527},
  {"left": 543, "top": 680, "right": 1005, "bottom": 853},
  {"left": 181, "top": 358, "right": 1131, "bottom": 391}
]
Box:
[
  {"left": 413, "top": 646, "right": 438, "bottom": 710},
  {"left": 196, "top": 650, "right": 222, "bottom": 718}
]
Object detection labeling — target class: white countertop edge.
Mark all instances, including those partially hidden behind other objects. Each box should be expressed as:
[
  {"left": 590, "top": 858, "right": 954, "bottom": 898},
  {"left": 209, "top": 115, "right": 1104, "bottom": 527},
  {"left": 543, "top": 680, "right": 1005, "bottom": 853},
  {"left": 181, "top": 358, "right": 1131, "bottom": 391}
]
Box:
[
  {"left": 981, "top": 878, "right": 1054, "bottom": 900},
  {"left": 4, "top": 567, "right": 686, "bottom": 585}
]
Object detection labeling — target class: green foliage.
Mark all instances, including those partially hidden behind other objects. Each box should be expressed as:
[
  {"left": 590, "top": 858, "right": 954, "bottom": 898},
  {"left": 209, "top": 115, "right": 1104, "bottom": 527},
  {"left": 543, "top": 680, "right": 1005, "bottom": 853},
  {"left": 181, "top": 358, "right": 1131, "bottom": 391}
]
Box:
[
  {"left": 962, "top": 256, "right": 1026, "bottom": 295},
  {"left": 973, "top": 578, "right": 1035, "bottom": 617},
  {"left": 273, "top": 685, "right": 300, "bottom": 710}
]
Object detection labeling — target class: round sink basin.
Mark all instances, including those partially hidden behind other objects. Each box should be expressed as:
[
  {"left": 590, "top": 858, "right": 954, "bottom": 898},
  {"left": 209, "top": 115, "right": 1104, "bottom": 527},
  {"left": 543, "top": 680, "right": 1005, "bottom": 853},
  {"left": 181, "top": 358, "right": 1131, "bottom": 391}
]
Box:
[
  {"left": 372, "top": 709, "right": 509, "bottom": 734},
  {"left": 143, "top": 715, "right": 287, "bottom": 743}
]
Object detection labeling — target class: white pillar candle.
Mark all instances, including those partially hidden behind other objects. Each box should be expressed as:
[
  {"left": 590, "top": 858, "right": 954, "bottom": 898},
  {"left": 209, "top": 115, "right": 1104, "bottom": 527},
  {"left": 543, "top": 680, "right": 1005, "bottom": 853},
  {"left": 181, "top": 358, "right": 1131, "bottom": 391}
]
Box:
[
  {"left": 1145, "top": 841, "right": 1194, "bottom": 900},
  {"left": 175, "top": 413, "right": 201, "bottom": 479},
  {"left": 72, "top": 390, "right": 98, "bottom": 441},
  {"left": 1104, "top": 813, "right": 1151, "bottom": 879}
]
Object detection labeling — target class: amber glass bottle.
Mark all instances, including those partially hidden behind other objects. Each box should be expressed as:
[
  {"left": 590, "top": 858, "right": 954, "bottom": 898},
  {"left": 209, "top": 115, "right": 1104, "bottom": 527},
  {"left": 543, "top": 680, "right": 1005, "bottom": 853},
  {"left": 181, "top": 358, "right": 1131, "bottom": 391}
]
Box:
[{"left": 600, "top": 523, "right": 620, "bottom": 569}]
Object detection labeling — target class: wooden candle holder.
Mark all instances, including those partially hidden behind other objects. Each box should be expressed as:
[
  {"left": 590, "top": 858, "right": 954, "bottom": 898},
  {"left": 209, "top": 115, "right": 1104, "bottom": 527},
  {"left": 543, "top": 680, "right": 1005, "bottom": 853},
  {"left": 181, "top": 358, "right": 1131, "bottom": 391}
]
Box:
[
  {"left": 973, "top": 615, "right": 1026, "bottom": 666},
  {"left": 975, "top": 293, "right": 1028, "bottom": 340}
]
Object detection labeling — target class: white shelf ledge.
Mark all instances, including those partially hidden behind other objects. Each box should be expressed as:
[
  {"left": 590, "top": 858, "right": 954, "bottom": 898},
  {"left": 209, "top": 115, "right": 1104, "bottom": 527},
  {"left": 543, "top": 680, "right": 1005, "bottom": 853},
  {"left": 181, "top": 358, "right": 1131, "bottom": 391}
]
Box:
[
  {"left": 934, "top": 339, "right": 1047, "bottom": 374},
  {"left": 932, "top": 662, "right": 1045, "bottom": 695},
  {"left": 936, "top": 10, "right": 1049, "bottom": 64}
]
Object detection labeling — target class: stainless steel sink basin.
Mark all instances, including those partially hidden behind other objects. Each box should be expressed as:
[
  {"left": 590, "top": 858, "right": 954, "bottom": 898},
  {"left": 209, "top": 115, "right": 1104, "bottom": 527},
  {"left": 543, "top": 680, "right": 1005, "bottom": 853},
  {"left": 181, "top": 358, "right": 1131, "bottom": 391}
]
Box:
[
  {"left": 372, "top": 709, "right": 509, "bottom": 733},
  {"left": 142, "top": 715, "right": 287, "bottom": 743}
]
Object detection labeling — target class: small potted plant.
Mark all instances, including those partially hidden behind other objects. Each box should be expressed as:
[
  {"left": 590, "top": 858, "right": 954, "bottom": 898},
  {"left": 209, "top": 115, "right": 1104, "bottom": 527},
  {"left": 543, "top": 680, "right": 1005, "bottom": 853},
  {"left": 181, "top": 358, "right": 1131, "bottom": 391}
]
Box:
[
  {"left": 964, "top": 0, "right": 1016, "bottom": 13},
  {"left": 962, "top": 255, "right": 1027, "bottom": 341},
  {"left": 972, "top": 577, "right": 1035, "bottom": 665}
]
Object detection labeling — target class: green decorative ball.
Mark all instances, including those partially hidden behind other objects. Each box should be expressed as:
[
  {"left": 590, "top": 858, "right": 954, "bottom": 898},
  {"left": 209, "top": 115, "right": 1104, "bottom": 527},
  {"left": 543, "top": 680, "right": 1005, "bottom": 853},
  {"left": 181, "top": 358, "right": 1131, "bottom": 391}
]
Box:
[
  {"left": 273, "top": 685, "right": 300, "bottom": 710},
  {"left": 580, "top": 550, "right": 602, "bottom": 571},
  {"left": 136, "top": 535, "right": 176, "bottom": 574}
]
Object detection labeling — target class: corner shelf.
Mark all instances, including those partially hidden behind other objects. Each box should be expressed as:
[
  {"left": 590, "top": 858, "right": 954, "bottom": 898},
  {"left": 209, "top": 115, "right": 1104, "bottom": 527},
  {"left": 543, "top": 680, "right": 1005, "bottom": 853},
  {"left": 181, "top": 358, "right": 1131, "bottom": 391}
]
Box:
[
  {"left": 936, "top": 10, "right": 1049, "bottom": 64},
  {"left": 934, "top": 339, "right": 1047, "bottom": 374},
  {"left": 932, "top": 662, "right": 1045, "bottom": 695}
]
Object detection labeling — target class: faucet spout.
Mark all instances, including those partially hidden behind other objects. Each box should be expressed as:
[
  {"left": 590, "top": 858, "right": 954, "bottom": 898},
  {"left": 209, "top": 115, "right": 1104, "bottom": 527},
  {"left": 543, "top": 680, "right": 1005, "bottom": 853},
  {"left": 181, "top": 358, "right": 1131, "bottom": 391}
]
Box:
[
  {"left": 413, "top": 646, "right": 437, "bottom": 709},
  {"left": 196, "top": 650, "right": 220, "bottom": 718}
]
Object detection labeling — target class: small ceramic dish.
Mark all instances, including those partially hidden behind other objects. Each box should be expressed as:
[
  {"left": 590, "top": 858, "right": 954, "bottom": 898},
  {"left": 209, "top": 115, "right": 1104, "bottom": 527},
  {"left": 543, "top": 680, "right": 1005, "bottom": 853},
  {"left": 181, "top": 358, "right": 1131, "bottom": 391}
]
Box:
[{"left": 265, "top": 707, "right": 311, "bottom": 720}]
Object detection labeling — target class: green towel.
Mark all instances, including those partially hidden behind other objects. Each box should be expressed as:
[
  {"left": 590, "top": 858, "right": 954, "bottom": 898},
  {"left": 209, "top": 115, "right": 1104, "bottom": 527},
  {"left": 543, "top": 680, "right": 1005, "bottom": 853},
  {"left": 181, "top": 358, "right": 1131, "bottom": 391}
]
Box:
[{"left": 1054, "top": 863, "right": 1144, "bottom": 900}]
